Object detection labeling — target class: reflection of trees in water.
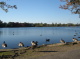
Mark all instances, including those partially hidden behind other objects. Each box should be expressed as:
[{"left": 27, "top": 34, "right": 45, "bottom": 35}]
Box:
[{"left": 0, "top": 31, "right": 3, "bottom": 36}]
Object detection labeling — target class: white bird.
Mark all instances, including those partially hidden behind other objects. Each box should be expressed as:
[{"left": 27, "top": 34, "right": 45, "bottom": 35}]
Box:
[
  {"left": 2, "top": 41, "right": 7, "bottom": 48},
  {"left": 72, "top": 38, "right": 78, "bottom": 42},
  {"left": 60, "top": 39, "right": 65, "bottom": 43},
  {"left": 18, "top": 42, "right": 24, "bottom": 47}
]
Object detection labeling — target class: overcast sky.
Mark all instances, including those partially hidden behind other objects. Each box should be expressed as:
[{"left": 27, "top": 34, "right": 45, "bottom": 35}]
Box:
[{"left": 0, "top": 0, "right": 80, "bottom": 24}]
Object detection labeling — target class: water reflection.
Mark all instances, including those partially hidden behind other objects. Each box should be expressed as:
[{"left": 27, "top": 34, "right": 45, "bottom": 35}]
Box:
[{"left": 0, "top": 31, "right": 3, "bottom": 36}]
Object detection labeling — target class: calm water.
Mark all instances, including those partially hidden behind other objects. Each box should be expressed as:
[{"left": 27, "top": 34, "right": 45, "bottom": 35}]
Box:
[{"left": 0, "top": 27, "right": 80, "bottom": 49}]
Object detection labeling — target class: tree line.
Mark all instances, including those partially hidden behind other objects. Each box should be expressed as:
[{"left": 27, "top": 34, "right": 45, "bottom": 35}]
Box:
[{"left": 0, "top": 20, "right": 80, "bottom": 27}]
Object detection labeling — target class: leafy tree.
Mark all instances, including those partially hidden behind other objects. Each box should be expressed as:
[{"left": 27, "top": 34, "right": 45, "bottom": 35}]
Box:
[
  {"left": 0, "top": 20, "right": 3, "bottom": 27},
  {"left": 43, "top": 23, "right": 48, "bottom": 27},
  {"left": 0, "top": 1, "right": 17, "bottom": 12},
  {"left": 60, "top": 0, "right": 80, "bottom": 18},
  {"left": 52, "top": 23, "right": 55, "bottom": 26},
  {"left": 54, "top": 23, "right": 58, "bottom": 27},
  {"left": 3, "top": 22, "right": 7, "bottom": 27},
  {"left": 57, "top": 23, "right": 62, "bottom": 26},
  {"left": 7, "top": 22, "right": 14, "bottom": 27}
]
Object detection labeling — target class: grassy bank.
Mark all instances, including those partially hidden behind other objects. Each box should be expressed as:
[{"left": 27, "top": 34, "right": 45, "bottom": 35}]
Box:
[{"left": 0, "top": 41, "right": 80, "bottom": 59}]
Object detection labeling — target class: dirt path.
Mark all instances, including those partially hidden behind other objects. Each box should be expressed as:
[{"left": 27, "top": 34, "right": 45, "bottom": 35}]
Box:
[
  {"left": 15, "top": 42, "right": 80, "bottom": 59},
  {"left": 31, "top": 48, "right": 80, "bottom": 59}
]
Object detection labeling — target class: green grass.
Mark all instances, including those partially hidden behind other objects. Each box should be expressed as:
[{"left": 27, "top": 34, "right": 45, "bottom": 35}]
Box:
[
  {"left": 0, "top": 51, "right": 14, "bottom": 56},
  {"left": 0, "top": 42, "right": 79, "bottom": 59}
]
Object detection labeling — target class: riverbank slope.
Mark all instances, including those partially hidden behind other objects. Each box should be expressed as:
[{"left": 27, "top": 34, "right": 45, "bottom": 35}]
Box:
[
  {"left": 15, "top": 41, "right": 80, "bottom": 59},
  {"left": 0, "top": 41, "right": 80, "bottom": 59}
]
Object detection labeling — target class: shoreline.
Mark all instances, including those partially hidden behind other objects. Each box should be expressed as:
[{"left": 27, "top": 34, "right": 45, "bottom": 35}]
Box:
[
  {"left": 0, "top": 41, "right": 80, "bottom": 59},
  {"left": 0, "top": 41, "right": 80, "bottom": 51}
]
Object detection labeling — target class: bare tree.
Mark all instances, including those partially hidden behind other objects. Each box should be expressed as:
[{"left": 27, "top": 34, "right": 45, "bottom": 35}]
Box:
[{"left": 60, "top": 0, "right": 80, "bottom": 18}]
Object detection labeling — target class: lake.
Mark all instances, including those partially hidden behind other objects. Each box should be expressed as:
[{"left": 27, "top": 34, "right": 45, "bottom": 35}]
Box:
[{"left": 0, "top": 27, "right": 80, "bottom": 49}]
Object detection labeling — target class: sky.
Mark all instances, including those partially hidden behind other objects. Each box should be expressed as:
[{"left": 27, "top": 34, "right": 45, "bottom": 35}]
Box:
[{"left": 0, "top": 0, "right": 80, "bottom": 24}]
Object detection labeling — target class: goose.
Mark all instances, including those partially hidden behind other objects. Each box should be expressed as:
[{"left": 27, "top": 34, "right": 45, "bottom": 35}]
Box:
[
  {"left": 46, "top": 39, "right": 50, "bottom": 42},
  {"left": 2, "top": 41, "right": 7, "bottom": 48},
  {"left": 31, "top": 41, "right": 36, "bottom": 46},
  {"left": 18, "top": 42, "right": 24, "bottom": 47},
  {"left": 40, "top": 34, "right": 42, "bottom": 36},
  {"left": 31, "top": 41, "right": 38, "bottom": 50},
  {"left": 13, "top": 32, "right": 14, "bottom": 35},
  {"left": 60, "top": 39, "right": 65, "bottom": 43},
  {"left": 72, "top": 38, "right": 78, "bottom": 42},
  {"left": 35, "top": 41, "right": 38, "bottom": 46},
  {"left": 74, "top": 35, "right": 76, "bottom": 36}
]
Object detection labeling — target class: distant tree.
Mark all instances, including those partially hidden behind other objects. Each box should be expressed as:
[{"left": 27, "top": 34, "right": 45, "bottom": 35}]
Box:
[
  {"left": 57, "top": 23, "right": 62, "bottom": 26},
  {"left": 43, "top": 23, "right": 48, "bottom": 27},
  {"left": 7, "top": 22, "right": 14, "bottom": 27},
  {"left": 54, "top": 23, "right": 58, "bottom": 27},
  {"left": 3, "top": 22, "right": 7, "bottom": 27},
  {"left": 52, "top": 23, "right": 55, "bottom": 26},
  {"left": 39, "top": 23, "right": 43, "bottom": 27},
  {"left": 23, "top": 22, "right": 33, "bottom": 27},
  {"left": 60, "top": 0, "right": 80, "bottom": 18},
  {"left": 0, "top": 20, "right": 3, "bottom": 23},
  {"left": 0, "top": 20, "right": 3, "bottom": 27},
  {"left": 34, "top": 23, "right": 40, "bottom": 27},
  {"left": 0, "top": 1, "right": 17, "bottom": 12}
]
